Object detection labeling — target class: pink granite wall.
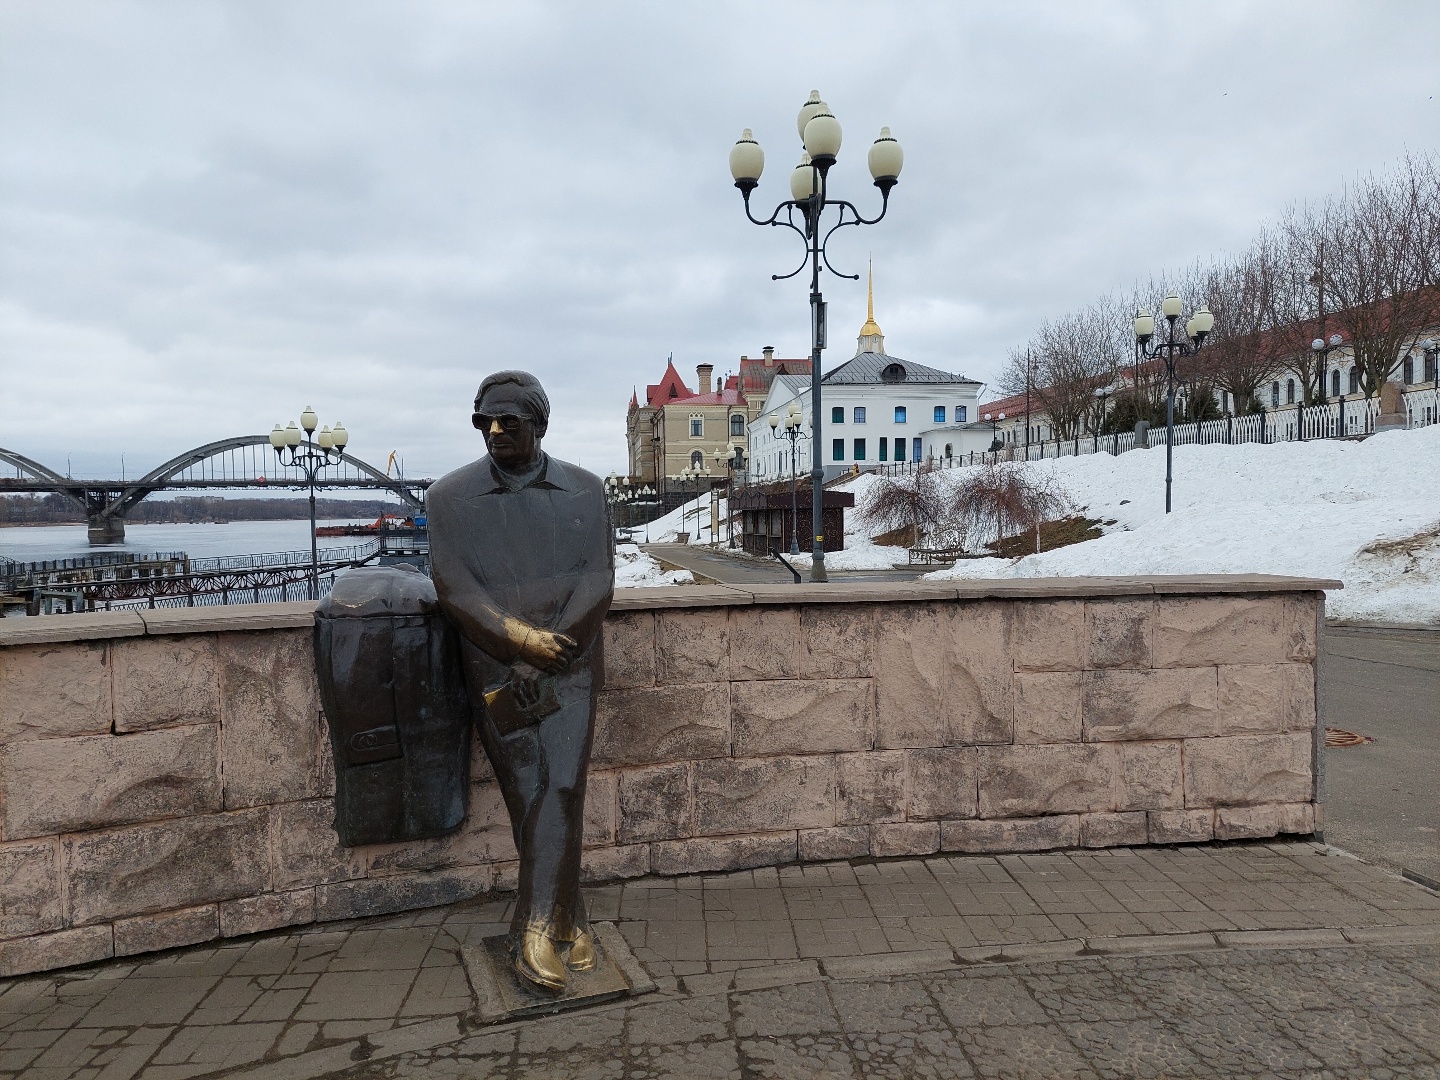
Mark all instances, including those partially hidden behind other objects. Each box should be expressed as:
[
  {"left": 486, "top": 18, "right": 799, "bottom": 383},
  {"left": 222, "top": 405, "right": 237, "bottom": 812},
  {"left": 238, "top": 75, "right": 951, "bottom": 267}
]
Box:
[{"left": 0, "top": 577, "right": 1329, "bottom": 976}]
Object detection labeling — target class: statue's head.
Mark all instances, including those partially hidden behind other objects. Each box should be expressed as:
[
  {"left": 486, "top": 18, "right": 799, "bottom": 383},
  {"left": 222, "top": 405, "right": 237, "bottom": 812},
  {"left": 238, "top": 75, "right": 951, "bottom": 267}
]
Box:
[{"left": 473, "top": 370, "right": 550, "bottom": 469}]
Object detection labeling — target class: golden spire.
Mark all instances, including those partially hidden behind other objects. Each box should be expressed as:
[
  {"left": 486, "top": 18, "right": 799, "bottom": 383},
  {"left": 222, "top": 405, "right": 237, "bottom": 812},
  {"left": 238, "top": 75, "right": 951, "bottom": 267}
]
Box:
[
  {"left": 858, "top": 257, "right": 881, "bottom": 355},
  {"left": 858, "top": 257, "right": 883, "bottom": 343}
]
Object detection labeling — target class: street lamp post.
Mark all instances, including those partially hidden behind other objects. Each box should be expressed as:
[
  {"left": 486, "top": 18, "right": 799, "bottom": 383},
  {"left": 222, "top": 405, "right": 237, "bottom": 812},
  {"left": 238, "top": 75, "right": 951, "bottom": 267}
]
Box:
[
  {"left": 640, "top": 485, "right": 656, "bottom": 544},
  {"left": 729, "top": 92, "right": 903, "bottom": 582},
  {"left": 1426, "top": 339, "right": 1440, "bottom": 426},
  {"left": 714, "top": 446, "right": 746, "bottom": 548},
  {"left": 770, "top": 403, "right": 809, "bottom": 556},
  {"left": 1093, "top": 387, "right": 1112, "bottom": 453},
  {"left": 1133, "top": 295, "right": 1214, "bottom": 514},
  {"left": 1310, "top": 333, "right": 1345, "bottom": 435},
  {"left": 982, "top": 411, "right": 1005, "bottom": 455},
  {"left": 679, "top": 466, "right": 709, "bottom": 542},
  {"left": 269, "top": 408, "right": 350, "bottom": 600}
]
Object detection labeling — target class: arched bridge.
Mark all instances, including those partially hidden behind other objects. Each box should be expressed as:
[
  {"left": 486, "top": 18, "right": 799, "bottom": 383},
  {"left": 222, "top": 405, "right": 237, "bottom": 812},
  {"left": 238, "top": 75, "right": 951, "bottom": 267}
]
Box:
[{"left": 1, "top": 437, "right": 430, "bottom": 544}]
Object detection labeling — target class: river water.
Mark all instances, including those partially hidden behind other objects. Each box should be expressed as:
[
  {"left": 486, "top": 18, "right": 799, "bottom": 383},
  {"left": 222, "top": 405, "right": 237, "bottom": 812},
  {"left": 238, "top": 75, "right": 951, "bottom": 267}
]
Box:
[{"left": 0, "top": 519, "right": 373, "bottom": 564}]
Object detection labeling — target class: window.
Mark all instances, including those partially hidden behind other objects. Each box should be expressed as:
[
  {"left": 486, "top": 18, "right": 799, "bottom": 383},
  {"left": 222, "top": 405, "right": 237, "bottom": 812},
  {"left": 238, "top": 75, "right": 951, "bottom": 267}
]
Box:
[
  {"left": 894, "top": 406, "right": 907, "bottom": 424},
  {"left": 730, "top": 414, "right": 745, "bottom": 437},
  {"left": 1221, "top": 390, "right": 1229, "bottom": 413},
  {"left": 1404, "top": 356, "right": 1414, "bottom": 385},
  {"left": 1427, "top": 354, "right": 1437, "bottom": 382},
  {"left": 1286, "top": 379, "right": 1295, "bottom": 405},
  {"left": 1348, "top": 367, "right": 1359, "bottom": 394},
  {"left": 913, "top": 437, "right": 923, "bottom": 461},
  {"left": 853, "top": 438, "right": 866, "bottom": 460},
  {"left": 689, "top": 415, "right": 703, "bottom": 437},
  {"left": 832, "top": 439, "right": 844, "bottom": 462},
  {"left": 934, "top": 406, "right": 946, "bottom": 424},
  {"left": 1270, "top": 382, "right": 1279, "bottom": 408},
  {"left": 854, "top": 407, "right": 866, "bottom": 423},
  {"left": 690, "top": 450, "right": 703, "bottom": 469},
  {"left": 1332, "top": 369, "right": 1341, "bottom": 397},
  {"left": 832, "top": 406, "right": 844, "bottom": 424},
  {"left": 878, "top": 439, "right": 888, "bottom": 461},
  {"left": 895, "top": 437, "right": 907, "bottom": 462},
  {"left": 956, "top": 406, "right": 966, "bottom": 422}
]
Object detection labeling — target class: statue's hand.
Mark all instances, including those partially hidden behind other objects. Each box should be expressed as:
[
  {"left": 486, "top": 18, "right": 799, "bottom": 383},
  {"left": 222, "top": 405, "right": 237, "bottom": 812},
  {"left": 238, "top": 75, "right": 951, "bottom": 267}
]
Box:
[{"left": 520, "top": 628, "right": 579, "bottom": 674}]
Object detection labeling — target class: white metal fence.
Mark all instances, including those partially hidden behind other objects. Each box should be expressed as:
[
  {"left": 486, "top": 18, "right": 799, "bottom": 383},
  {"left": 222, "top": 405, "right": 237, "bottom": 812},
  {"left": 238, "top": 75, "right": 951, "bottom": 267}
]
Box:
[{"left": 871, "top": 387, "right": 1439, "bottom": 477}]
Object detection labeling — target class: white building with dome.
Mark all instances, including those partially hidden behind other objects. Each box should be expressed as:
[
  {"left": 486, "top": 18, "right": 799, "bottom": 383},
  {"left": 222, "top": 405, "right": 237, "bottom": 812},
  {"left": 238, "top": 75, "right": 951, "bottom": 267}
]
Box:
[{"left": 747, "top": 270, "right": 988, "bottom": 482}]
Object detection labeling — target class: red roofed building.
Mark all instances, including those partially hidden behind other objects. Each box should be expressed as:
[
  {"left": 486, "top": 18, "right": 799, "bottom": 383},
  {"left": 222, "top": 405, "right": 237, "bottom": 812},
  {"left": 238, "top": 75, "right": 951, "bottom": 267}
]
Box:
[
  {"left": 738, "top": 347, "right": 812, "bottom": 421},
  {"left": 626, "top": 359, "right": 755, "bottom": 490}
]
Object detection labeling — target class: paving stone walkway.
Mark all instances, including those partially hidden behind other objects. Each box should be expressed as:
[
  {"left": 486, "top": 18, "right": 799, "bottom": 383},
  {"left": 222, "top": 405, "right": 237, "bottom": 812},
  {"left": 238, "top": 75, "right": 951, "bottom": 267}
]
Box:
[{"left": 3, "top": 841, "right": 1439, "bottom": 1079}]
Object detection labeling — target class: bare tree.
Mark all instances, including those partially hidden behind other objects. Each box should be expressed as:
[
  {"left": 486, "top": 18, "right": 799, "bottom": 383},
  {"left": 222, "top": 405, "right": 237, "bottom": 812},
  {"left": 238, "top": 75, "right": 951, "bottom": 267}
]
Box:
[
  {"left": 998, "top": 298, "right": 1127, "bottom": 441},
  {"left": 1189, "top": 248, "right": 1282, "bottom": 415},
  {"left": 1271, "top": 209, "right": 1335, "bottom": 405},
  {"left": 858, "top": 463, "right": 950, "bottom": 547},
  {"left": 950, "top": 462, "right": 1073, "bottom": 551},
  {"left": 1318, "top": 154, "right": 1440, "bottom": 399}
]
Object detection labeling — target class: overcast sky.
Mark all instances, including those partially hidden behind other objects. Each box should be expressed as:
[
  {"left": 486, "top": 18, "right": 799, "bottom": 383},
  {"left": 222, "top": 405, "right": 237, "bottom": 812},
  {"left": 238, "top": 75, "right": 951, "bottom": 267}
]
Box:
[{"left": 2, "top": 1, "right": 1436, "bottom": 483}]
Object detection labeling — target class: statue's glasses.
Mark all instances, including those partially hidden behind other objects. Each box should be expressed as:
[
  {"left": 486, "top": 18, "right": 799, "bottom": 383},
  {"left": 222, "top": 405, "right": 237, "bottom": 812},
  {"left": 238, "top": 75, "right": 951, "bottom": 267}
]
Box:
[{"left": 474, "top": 413, "right": 531, "bottom": 432}]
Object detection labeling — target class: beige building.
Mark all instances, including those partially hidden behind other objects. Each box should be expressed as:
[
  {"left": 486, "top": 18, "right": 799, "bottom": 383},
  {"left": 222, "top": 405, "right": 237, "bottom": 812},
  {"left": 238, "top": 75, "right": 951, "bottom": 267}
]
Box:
[{"left": 626, "top": 359, "right": 749, "bottom": 491}]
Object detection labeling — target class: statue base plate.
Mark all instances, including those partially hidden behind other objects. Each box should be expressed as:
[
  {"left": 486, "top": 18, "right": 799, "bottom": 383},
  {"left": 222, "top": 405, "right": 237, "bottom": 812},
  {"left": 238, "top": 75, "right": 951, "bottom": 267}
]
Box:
[{"left": 461, "top": 922, "right": 656, "bottom": 1023}]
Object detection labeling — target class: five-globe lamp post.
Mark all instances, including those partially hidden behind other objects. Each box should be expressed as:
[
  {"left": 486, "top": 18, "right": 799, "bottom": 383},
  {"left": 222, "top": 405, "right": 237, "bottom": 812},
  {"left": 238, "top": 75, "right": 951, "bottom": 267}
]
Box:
[
  {"left": 1132, "top": 295, "right": 1214, "bottom": 514},
  {"left": 730, "top": 91, "right": 903, "bottom": 581},
  {"left": 268, "top": 408, "right": 350, "bottom": 600}
]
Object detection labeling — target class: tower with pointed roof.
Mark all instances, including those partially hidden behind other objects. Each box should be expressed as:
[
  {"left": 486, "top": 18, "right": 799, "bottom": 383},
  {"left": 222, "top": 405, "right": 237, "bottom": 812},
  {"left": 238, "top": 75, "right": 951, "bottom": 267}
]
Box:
[
  {"left": 857, "top": 259, "right": 885, "bottom": 355},
  {"left": 747, "top": 262, "right": 988, "bottom": 483}
]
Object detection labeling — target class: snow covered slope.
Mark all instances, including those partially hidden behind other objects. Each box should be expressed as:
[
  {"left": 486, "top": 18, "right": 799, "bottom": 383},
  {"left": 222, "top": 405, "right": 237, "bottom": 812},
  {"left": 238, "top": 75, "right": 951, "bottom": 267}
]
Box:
[
  {"left": 921, "top": 424, "right": 1440, "bottom": 625},
  {"left": 620, "top": 426, "right": 1440, "bottom": 621}
]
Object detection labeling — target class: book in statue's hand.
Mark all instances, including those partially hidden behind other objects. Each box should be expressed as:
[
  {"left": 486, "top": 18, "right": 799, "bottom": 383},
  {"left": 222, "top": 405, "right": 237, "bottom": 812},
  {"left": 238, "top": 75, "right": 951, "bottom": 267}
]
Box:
[{"left": 484, "top": 672, "right": 562, "bottom": 735}]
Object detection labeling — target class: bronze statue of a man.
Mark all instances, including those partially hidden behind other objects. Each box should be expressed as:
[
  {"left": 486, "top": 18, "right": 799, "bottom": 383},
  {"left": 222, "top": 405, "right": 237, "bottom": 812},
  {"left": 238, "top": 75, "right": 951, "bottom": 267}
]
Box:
[{"left": 428, "top": 371, "right": 613, "bottom": 994}]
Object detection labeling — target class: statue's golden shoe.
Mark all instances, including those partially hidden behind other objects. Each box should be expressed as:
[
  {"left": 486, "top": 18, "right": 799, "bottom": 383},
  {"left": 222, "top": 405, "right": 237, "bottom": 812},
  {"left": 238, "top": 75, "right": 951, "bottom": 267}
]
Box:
[
  {"left": 515, "top": 928, "right": 567, "bottom": 994},
  {"left": 566, "top": 928, "right": 597, "bottom": 972}
]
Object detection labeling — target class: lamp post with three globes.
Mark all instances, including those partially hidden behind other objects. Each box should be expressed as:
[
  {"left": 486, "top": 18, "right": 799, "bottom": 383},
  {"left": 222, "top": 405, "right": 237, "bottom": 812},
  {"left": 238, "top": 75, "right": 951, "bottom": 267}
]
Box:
[
  {"left": 269, "top": 407, "right": 350, "bottom": 600},
  {"left": 1132, "top": 295, "right": 1214, "bottom": 514},
  {"left": 729, "top": 91, "right": 903, "bottom": 580}
]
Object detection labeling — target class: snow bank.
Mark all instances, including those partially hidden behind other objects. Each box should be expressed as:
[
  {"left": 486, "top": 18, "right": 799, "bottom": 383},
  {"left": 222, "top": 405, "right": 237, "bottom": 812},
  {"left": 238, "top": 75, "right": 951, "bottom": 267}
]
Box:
[
  {"left": 919, "top": 425, "right": 1440, "bottom": 625},
  {"left": 615, "top": 543, "right": 694, "bottom": 587}
]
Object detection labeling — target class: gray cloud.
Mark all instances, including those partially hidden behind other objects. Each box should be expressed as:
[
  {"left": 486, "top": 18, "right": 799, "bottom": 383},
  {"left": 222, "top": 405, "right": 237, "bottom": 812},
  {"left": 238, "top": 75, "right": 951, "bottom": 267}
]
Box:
[{"left": 2, "top": 0, "right": 1436, "bottom": 482}]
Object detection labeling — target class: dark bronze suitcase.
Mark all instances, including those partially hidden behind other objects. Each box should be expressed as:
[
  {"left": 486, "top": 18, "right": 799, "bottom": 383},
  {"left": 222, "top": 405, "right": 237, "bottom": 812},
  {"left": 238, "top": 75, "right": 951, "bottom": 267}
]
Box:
[{"left": 313, "top": 565, "right": 471, "bottom": 847}]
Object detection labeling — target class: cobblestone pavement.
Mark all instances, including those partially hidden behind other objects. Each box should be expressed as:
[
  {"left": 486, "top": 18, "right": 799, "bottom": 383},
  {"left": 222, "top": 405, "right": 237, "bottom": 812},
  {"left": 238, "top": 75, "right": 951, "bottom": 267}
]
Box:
[{"left": 4, "top": 841, "right": 1439, "bottom": 1079}]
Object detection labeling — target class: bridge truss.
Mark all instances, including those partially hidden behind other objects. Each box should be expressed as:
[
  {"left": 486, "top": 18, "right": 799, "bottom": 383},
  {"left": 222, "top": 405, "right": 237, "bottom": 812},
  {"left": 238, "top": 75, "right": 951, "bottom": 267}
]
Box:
[{"left": 0, "top": 437, "right": 430, "bottom": 543}]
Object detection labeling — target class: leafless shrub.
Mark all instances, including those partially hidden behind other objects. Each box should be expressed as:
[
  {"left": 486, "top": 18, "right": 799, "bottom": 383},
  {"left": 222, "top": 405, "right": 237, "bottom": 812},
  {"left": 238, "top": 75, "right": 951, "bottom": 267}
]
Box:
[
  {"left": 950, "top": 463, "right": 1073, "bottom": 554},
  {"left": 858, "top": 463, "right": 954, "bottom": 547}
]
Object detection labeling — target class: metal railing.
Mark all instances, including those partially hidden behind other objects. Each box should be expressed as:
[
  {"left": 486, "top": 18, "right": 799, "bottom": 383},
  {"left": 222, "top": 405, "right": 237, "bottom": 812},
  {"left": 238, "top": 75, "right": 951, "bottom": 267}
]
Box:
[
  {"left": 3, "top": 540, "right": 385, "bottom": 615},
  {"left": 96, "top": 576, "right": 336, "bottom": 611},
  {"left": 868, "top": 387, "right": 1438, "bottom": 477}
]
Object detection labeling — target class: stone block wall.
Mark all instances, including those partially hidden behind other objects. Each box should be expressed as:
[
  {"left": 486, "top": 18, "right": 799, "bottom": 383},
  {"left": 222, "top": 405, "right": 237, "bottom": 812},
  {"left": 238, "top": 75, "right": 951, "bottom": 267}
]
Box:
[{"left": 0, "top": 576, "right": 1332, "bottom": 976}]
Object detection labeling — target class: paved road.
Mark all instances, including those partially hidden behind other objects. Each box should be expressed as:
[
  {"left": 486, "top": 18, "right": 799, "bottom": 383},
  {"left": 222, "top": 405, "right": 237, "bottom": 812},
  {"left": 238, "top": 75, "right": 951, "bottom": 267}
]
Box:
[
  {"left": 1321, "top": 624, "right": 1440, "bottom": 886},
  {"left": 4, "top": 843, "right": 1439, "bottom": 1079}
]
